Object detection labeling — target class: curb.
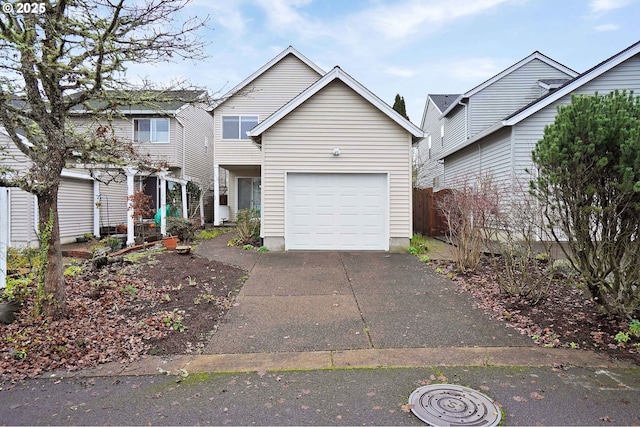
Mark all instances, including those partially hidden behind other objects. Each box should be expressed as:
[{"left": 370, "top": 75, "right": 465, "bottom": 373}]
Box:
[{"left": 45, "top": 346, "right": 637, "bottom": 379}]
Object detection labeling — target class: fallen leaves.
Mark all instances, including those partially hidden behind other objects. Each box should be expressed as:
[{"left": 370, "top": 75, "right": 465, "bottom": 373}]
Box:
[
  {"left": 1, "top": 250, "right": 247, "bottom": 384},
  {"left": 437, "top": 259, "right": 640, "bottom": 364}
]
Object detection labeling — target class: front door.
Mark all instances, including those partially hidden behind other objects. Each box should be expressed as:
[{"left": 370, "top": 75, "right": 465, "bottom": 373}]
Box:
[{"left": 238, "top": 177, "right": 261, "bottom": 212}]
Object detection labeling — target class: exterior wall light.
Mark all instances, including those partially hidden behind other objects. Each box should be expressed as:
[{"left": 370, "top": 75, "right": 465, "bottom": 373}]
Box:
[{"left": 332, "top": 148, "right": 341, "bottom": 156}]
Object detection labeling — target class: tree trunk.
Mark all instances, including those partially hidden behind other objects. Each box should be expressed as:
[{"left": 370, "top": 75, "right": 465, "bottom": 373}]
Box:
[{"left": 37, "top": 185, "right": 65, "bottom": 317}]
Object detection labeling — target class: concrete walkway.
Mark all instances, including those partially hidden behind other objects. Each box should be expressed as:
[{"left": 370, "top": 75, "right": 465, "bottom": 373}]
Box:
[{"left": 185, "top": 234, "right": 628, "bottom": 370}]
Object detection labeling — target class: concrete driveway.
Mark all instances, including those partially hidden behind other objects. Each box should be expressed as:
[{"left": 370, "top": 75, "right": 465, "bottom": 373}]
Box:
[{"left": 204, "top": 250, "right": 531, "bottom": 354}]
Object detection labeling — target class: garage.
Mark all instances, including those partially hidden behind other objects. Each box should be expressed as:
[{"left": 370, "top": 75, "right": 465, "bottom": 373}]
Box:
[
  {"left": 58, "top": 177, "right": 94, "bottom": 241},
  {"left": 286, "top": 173, "right": 388, "bottom": 250}
]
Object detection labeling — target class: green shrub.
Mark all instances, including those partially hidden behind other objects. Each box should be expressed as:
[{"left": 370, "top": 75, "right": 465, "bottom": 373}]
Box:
[
  {"left": 2, "top": 276, "right": 33, "bottom": 304},
  {"left": 234, "top": 208, "right": 260, "bottom": 246},
  {"left": 167, "top": 217, "right": 196, "bottom": 242}
]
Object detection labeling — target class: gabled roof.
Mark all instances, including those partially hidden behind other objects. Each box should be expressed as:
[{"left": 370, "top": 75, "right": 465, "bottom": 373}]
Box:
[
  {"left": 420, "top": 94, "right": 460, "bottom": 128},
  {"left": 247, "top": 66, "right": 424, "bottom": 143},
  {"left": 504, "top": 39, "right": 640, "bottom": 125},
  {"left": 439, "top": 51, "right": 578, "bottom": 118},
  {"left": 439, "top": 39, "right": 640, "bottom": 160},
  {"left": 210, "top": 46, "right": 325, "bottom": 110},
  {"left": 430, "top": 94, "right": 460, "bottom": 114}
]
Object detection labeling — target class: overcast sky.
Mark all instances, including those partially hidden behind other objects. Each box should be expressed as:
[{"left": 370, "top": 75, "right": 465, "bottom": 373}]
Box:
[{"left": 127, "top": 0, "right": 640, "bottom": 123}]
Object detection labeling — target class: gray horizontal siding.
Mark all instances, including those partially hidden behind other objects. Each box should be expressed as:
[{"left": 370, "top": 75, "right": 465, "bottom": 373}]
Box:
[
  {"left": 470, "top": 58, "right": 574, "bottom": 136},
  {"left": 444, "top": 127, "right": 511, "bottom": 188},
  {"left": 513, "top": 53, "right": 640, "bottom": 177}
]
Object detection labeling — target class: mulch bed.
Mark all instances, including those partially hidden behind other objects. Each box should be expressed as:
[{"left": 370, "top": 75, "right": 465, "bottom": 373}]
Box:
[
  {"left": 1, "top": 248, "right": 247, "bottom": 384},
  {"left": 437, "top": 259, "right": 640, "bottom": 365}
]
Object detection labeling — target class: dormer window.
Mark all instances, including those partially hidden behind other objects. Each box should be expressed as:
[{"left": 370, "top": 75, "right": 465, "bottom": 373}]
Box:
[
  {"left": 223, "top": 115, "right": 258, "bottom": 140},
  {"left": 133, "top": 118, "right": 169, "bottom": 143}
]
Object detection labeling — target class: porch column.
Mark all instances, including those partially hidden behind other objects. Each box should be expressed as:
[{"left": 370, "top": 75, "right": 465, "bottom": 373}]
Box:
[
  {"left": 181, "top": 180, "right": 188, "bottom": 218},
  {"left": 199, "top": 188, "right": 205, "bottom": 226},
  {"left": 0, "top": 187, "right": 9, "bottom": 288},
  {"left": 124, "top": 166, "right": 137, "bottom": 246},
  {"left": 158, "top": 169, "right": 168, "bottom": 236},
  {"left": 213, "top": 164, "right": 220, "bottom": 226},
  {"left": 93, "top": 179, "right": 101, "bottom": 238}
]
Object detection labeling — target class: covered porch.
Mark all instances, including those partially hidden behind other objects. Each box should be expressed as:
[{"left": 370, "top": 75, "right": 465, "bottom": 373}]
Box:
[{"left": 214, "top": 164, "right": 261, "bottom": 226}]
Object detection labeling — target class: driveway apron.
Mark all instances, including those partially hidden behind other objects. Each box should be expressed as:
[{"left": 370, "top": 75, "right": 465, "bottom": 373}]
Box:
[{"left": 204, "top": 250, "right": 531, "bottom": 355}]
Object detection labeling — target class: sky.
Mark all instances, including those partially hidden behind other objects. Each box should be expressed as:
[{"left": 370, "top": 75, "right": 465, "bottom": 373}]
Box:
[{"left": 127, "top": 0, "right": 640, "bottom": 124}]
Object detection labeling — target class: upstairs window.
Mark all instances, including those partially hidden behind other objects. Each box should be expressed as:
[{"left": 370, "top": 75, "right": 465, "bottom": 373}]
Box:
[
  {"left": 440, "top": 124, "right": 445, "bottom": 146},
  {"left": 223, "top": 115, "right": 258, "bottom": 140},
  {"left": 134, "top": 118, "right": 169, "bottom": 143}
]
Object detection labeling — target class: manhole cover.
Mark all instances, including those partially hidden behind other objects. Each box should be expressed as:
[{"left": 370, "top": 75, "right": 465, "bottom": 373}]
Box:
[{"left": 408, "top": 384, "right": 501, "bottom": 426}]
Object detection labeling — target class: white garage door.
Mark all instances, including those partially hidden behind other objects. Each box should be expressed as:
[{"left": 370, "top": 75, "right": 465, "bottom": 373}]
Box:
[
  {"left": 58, "top": 178, "right": 94, "bottom": 240},
  {"left": 286, "top": 173, "right": 388, "bottom": 250}
]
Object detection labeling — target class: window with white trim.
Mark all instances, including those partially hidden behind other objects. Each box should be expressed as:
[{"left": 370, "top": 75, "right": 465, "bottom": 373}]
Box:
[
  {"left": 133, "top": 118, "right": 169, "bottom": 143},
  {"left": 440, "top": 124, "right": 445, "bottom": 146},
  {"left": 427, "top": 135, "right": 432, "bottom": 159},
  {"left": 222, "top": 115, "right": 258, "bottom": 140}
]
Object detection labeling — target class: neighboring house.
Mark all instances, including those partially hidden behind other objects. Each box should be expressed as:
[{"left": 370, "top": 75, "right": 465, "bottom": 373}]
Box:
[
  {"left": 440, "top": 39, "right": 640, "bottom": 195},
  {"left": 212, "top": 47, "right": 423, "bottom": 251},
  {"left": 69, "top": 90, "right": 215, "bottom": 245},
  {"left": 419, "top": 51, "right": 578, "bottom": 190},
  {"left": 415, "top": 94, "right": 459, "bottom": 189},
  {"left": 0, "top": 127, "right": 99, "bottom": 248}
]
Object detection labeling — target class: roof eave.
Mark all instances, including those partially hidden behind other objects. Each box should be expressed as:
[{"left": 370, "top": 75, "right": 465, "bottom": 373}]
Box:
[
  {"left": 438, "top": 121, "right": 507, "bottom": 160},
  {"left": 504, "top": 40, "right": 640, "bottom": 126},
  {"left": 248, "top": 67, "right": 424, "bottom": 140}
]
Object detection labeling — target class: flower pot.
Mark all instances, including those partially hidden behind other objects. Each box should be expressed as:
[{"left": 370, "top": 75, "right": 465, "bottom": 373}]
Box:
[{"left": 163, "top": 236, "right": 178, "bottom": 250}]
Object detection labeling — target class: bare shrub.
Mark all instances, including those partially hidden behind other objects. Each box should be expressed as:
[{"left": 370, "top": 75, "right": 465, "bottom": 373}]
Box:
[
  {"left": 437, "top": 174, "right": 499, "bottom": 273},
  {"left": 484, "top": 176, "right": 556, "bottom": 304}
]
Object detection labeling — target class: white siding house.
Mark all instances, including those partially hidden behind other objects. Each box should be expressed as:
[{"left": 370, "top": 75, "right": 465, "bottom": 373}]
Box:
[
  {"left": 419, "top": 51, "right": 577, "bottom": 190},
  {"left": 0, "top": 128, "right": 100, "bottom": 247},
  {"left": 69, "top": 91, "right": 215, "bottom": 245},
  {"left": 211, "top": 46, "right": 325, "bottom": 225},
  {"left": 441, "top": 40, "right": 640, "bottom": 194},
  {"left": 247, "top": 67, "right": 424, "bottom": 251}
]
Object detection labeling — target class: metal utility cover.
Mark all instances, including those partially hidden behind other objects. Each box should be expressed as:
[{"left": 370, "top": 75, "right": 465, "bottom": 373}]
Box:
[{"left": 408, "top": 384, "right": 501, "bottom": 426}]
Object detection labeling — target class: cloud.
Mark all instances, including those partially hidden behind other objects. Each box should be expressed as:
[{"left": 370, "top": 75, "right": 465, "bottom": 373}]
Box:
[
  {"left": 197, "top": 0, "right": 248, "bottom": 35},
  {"left": 352, "top": 0, "right": 513, "bottom": 41},
  {"left": 595, "top": 23, "right": 620, "bottom": 31},
  {"left": 386, "top": 66, "right": 419, "bottom": 78},
  {"left": 589, "top": 0, "right": 636, "bottom": 13},
  {"left": 438, "top": 57, "right": 509, "bottom": 83}
]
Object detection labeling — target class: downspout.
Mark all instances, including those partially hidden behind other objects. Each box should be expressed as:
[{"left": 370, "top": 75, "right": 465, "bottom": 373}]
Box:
[
  {"left": 458, "top": 98, "right": 468, "bottom": 139},
  {"left": 173, "top": 114, "right": 186, "bottom": 180},
  {"left": 174, "top": 114, "right": 188, "bottom": 218}
]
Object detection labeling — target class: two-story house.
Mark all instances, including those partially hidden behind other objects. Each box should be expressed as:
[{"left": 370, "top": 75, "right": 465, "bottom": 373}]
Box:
[
  {"left": 1, "top": 90, "right": 214, "bottom": 248},
  {"left": 212, "top": 46, "right": 423, "bottom": 251},
  {"left": 419, "top": 51, "right": 578, "bottom": 190},
  {"left": 439, "top": 39, "right": 640, "bottom": 195}
]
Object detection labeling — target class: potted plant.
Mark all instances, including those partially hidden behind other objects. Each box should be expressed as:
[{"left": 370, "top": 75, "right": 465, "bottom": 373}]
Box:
[{"left": 163, "top": 234, "right": 178, "bottom": 250}]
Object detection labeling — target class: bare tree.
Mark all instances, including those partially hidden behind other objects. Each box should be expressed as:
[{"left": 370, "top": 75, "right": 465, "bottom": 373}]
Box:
[{"left": 0, "top": 0, "right": 208, "bottom": 317}]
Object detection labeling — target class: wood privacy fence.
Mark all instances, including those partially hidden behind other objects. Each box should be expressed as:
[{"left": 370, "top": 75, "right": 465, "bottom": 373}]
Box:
[{"left": 412, "top": 187, "right": 452, "bottom": 237}]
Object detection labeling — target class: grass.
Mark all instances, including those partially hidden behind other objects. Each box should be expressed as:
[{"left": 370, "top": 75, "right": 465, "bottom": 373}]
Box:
[
  {"left": 408, "top": 234, "right": 455, "bottom": 261},
  {"left": 195, "top": 227, "right": 234, "bottom": 240}
]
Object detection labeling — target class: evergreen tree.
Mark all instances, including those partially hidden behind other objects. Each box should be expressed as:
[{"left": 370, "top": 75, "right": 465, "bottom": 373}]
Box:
[
  {"left": 531, "top": 90, "right": 640, "bottom": 317},
  {"left": 392, "top": 94, "right": 409, "bottom": 121}
]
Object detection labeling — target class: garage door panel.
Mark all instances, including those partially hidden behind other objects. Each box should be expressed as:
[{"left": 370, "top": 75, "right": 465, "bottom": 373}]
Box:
[{"left": 286, "top": 173, "right": 387, "bottom": 250}]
